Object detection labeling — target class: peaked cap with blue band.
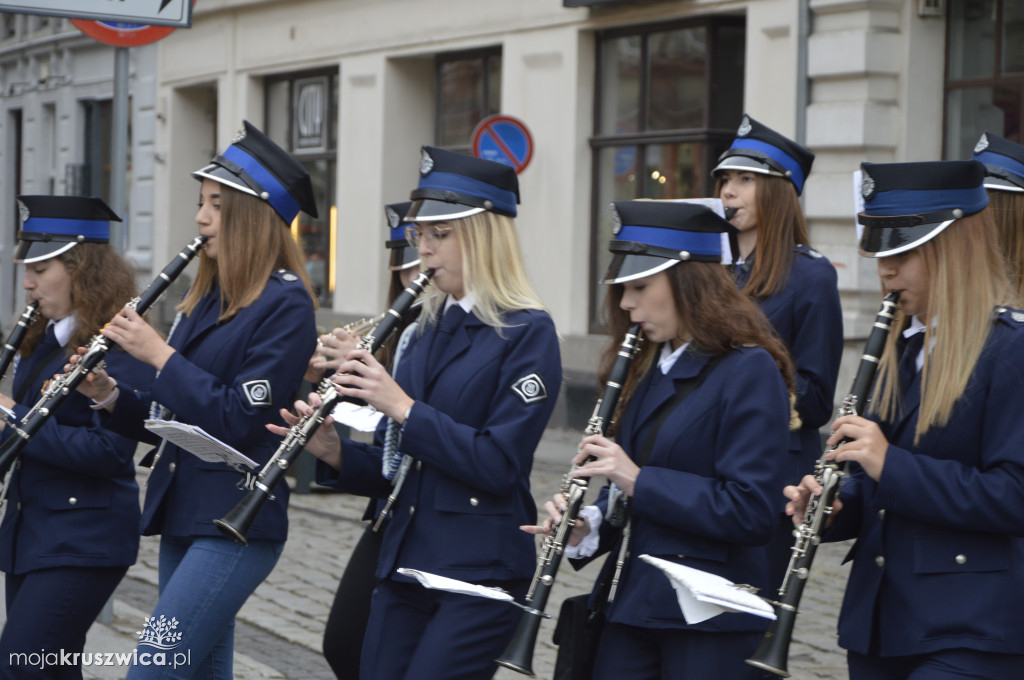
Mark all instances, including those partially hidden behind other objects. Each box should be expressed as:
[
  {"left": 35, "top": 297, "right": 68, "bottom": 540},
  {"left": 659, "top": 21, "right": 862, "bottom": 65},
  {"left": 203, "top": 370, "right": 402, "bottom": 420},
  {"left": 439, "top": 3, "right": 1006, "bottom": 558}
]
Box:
[
  {"left": 192, "top": 120, "right": 318, "bottom": 224},
  {"left": 713, "top": 114, "right": 815, "bottom": 195},
  {"left": 384, "top": 201, "right": 420, "bottom": 271},
  {"left": 857, "top": 160, "right": 989, "bottom": 258},
  {"left": 972, "top": 131, "right": 1024, "bottom": 193},
  {"left": 603, "top": 200, "right": 738, "bottom": 284},
  {"left": 406, "top": 146, "right": 520, "bottom": 222},
  {"left": 15, "top": 195, "right": 120, "bottom": 264}
]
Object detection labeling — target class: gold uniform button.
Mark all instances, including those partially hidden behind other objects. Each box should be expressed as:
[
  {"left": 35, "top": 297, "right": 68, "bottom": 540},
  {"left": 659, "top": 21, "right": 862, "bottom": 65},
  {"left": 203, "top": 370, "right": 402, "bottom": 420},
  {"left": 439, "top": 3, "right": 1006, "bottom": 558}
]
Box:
[
  {"left": 874, "top": 555, "right": 885, "bottom": 568},
  {"left": 469, "top": 497, "right": 479, "bottom": 507},
  {"left": 955, "top": 554, "right": 967, "bottom": 565},
  {"left": 68, "top": 497, "right": 78, "bottom": 506}
]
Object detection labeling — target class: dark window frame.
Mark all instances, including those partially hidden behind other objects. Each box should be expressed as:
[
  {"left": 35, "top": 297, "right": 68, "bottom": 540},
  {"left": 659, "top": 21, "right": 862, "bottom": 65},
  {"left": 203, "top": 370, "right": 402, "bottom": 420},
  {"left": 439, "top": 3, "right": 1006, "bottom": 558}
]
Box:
[
  {"left": 943, "top": 0, "right": 1024, "bottom": 157},
  {"left": 434, "top": 46, "right": 503, "bottom": 151},
  {"left": 587, "top": 15, "right": 745, "bottom": 332},
  {"left": 264, "top": 67, "right": 339, "bottom": 306}
]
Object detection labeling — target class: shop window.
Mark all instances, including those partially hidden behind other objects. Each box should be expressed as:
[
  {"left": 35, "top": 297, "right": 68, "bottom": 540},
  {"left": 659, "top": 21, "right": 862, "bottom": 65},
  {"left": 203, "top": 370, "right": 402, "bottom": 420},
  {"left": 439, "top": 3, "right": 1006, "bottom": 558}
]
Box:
[
  {"left": 945, "top": 0, "right": 1024, "bottom": 158},
  {"left": 266, "top": 70, "right": 338, "bottom": 306},
  {"left": 589, "top": 17, "right": 745, "bottom": 331},
  {"left": 435, "top": 47, "right": 501, "bottom": 151}
]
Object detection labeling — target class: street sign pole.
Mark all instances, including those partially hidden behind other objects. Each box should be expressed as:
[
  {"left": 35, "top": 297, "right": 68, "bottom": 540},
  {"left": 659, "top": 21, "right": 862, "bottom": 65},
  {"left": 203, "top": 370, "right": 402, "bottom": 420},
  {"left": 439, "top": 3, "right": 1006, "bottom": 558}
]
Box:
[{"left": 111, "top": 47, "right": 129, "bottom": 252}]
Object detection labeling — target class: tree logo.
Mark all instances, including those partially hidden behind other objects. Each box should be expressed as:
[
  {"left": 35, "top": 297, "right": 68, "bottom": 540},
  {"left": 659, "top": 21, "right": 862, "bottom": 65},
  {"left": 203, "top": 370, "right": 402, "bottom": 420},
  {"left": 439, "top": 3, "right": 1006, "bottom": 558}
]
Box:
[{"left": 137, "top": 615, "right": 184, "bottom": 650}]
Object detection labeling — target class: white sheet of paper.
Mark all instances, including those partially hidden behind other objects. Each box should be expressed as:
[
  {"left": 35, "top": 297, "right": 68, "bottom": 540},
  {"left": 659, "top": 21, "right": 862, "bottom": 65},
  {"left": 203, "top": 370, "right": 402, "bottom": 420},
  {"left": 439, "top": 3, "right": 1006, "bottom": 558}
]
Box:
[
  {"left": 144, "top": 419, "right": 258, "bottom": 470},
  {"left": 0, "top": 404, "right": 15, "bottom": 422},
  {"left": 396, "top": 568, "right": 514, "bottom": 602},
  {"left": 330, "top": 400, "right": 385, "bottom": 432},
  {"left": 639, "top": 554, "right": 776, "bottom": 624}
]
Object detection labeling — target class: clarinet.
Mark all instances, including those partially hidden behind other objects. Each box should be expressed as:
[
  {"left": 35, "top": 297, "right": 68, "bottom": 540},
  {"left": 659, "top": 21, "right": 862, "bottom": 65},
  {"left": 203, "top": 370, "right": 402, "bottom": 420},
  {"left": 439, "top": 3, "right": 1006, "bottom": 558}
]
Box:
[
  {"left": 0, "top": 301, "right": 40, "bottom": 387},
  {"left": 496, "top": 323, "right": 643, "bottom": 677},
  {"left": 0, "top": 236, "right": 208, "bottom": 480},
  {"left": 214, "top": 268, "right": 435, "bottom": 546},
  {"left": 746, "top": 292, "right": 899, "bottom": 678}
]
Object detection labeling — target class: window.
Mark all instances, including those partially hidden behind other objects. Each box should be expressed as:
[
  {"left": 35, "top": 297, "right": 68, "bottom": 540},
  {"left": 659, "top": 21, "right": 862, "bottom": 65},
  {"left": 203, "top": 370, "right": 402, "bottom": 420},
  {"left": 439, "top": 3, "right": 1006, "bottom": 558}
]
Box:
[
  {"left": 589, "top": 17, "right": 745, "bottom": 330},
  {"left": 435, "top": 47, "right": 502, "bottom": 150},
  {"left": 265, "top": 70, "right": 339, "bottom": 306},
  {"left": 945, "top": 0, "right": 1024, "bottom": 158},
  {"left": 82, "top": 99, "right": 113, "bottom": 201}
]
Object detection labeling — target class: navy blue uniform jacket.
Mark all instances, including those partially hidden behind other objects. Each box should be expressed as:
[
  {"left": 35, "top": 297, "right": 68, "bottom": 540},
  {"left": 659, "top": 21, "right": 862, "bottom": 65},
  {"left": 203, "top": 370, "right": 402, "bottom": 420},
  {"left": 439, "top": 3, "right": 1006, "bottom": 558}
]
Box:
[
  {"left": 575, "top": 346, "right": 790, "bottom": 632},
  {"left": 105, "top": 271, "right": 316, "bottom": 541},
  {"left": 736, "top": 245, "right": 843, "bottom": 474},
  {"left": 828, "top": 308, "right": 1024, "bottom": 656},
  {"left": 0, "top": 338, "right": 153, "bottom": 574},
  {"left": 318, "top": 308, "right": 562, "bottom": 583}
]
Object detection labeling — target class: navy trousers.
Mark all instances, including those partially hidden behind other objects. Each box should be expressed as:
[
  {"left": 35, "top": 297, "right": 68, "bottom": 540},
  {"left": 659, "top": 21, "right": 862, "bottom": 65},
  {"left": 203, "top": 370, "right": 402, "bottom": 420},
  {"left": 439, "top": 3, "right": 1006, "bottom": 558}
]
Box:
[{"left": 0, "top": 565, "right": 127, "bottom": 680}]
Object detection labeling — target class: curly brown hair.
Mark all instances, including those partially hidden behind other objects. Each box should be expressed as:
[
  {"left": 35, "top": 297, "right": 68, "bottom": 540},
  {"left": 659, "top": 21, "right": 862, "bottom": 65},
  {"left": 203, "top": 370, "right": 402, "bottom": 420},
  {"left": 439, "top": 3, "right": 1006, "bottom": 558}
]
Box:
[{"left": 19, "top": 243, "right": 137, "bottom": 357}]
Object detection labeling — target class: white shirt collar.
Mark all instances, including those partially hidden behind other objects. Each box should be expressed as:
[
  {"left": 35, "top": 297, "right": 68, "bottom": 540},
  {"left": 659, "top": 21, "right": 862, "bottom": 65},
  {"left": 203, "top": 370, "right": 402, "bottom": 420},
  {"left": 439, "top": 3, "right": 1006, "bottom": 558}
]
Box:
[
  {"left": 903, "top": 315, "right": 926, "bottom": 339},
  {"left": 443, "top": 291, "right": 476, "bottom": 314},
  {"left": 50, "top": 315, "right": 77, "bottom": 347},
  {"left": 658, "top": 341, "right": 691, "bottom": 374}
]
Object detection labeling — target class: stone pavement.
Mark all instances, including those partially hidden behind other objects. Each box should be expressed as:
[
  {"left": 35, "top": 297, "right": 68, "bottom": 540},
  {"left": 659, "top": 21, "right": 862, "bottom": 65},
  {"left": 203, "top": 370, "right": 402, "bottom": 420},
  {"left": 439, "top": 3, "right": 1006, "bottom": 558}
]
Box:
[{"left": 1, "top": 428, "right": 851, "bottom": 679}]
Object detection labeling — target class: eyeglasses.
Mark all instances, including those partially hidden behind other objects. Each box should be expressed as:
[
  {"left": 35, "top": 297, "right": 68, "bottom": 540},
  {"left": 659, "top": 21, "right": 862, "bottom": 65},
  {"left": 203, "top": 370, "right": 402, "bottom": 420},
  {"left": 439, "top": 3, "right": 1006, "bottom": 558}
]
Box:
[{"left": 405, "top": 225, "right": 453, "bottom": 249}]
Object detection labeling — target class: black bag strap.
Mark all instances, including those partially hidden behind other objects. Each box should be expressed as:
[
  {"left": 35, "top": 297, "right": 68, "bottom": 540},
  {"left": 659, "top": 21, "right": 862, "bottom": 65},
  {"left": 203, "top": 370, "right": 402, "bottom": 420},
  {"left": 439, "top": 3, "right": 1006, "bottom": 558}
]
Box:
[
  {"left": 14, "top": 345, "right": 66, "bottom": 404},
  {"left": 636, "top": 353, "right": 724, "bottom": 468}
]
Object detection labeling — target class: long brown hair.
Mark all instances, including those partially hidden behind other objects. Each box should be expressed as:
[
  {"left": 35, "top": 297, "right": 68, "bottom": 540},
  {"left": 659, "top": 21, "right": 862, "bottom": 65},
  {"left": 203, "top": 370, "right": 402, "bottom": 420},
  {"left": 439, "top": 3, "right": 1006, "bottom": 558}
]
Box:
[
  {"left": 715, "top": 173, "right": 810, "bottom": 298},
  {"left": 179, "top": 184, "right": 316, "bottom": 321},
  {"left": 20, "top": 243, "right": 137, "bottom": 357},
  {"left": 599, "top": 261, "right": 797, "bottom": 431},
  {"left": 871, "top": 210, "right": 1014, "bottom": 444},
  {"left": 988, "top": 190, "right": 1024, "bottom": 302}
]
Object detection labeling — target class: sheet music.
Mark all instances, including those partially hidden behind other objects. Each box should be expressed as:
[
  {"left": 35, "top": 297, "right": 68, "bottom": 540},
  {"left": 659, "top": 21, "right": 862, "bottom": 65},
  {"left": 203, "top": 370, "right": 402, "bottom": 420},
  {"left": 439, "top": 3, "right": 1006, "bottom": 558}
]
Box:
[
  {"left": 144, "top": 419, "right": 258, "bottom": 470},
  {"left": 396, "top": 568, "right": 514, "bottom": 602},
  {"left": 331, "top": 400, "right": 385, "bottom": 432},
  {"left": 0, "top": 404, "right": 15, "bottom": 422},
  {"left": 639, "top": 554, "right": 776, "bottom": 624}
]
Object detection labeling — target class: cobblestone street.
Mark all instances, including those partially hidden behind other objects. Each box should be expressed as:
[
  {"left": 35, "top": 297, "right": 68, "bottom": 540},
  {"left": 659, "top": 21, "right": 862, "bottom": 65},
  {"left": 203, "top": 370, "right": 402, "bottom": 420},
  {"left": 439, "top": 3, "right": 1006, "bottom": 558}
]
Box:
[{"left": 2, "top": 428, "right": 851, "bottom": 679}]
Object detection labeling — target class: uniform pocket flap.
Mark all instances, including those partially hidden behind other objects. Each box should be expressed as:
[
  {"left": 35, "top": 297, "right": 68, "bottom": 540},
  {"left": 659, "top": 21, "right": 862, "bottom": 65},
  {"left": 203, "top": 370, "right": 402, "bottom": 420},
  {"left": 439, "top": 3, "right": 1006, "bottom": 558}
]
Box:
[{"left": 913, "top": 532, "right": 1009, "bottom": 574}]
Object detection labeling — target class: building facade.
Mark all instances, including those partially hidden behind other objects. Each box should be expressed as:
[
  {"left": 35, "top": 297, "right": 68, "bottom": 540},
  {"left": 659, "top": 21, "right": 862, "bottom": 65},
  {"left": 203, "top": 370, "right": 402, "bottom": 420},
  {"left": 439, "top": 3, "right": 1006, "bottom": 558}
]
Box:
[{"left": 3, "top": 0, "right": 1021, "bottom": 424}]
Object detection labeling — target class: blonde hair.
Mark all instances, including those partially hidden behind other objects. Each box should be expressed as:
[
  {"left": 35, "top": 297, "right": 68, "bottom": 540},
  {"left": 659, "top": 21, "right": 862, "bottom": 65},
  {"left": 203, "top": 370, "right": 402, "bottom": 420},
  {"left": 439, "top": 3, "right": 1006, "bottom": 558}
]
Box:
[
  {"left": 179, "top": 184, "right": 316, "bottom": 321},
  {"left": 987, "top": 190, "right": 1024, "bottom": 303},
  {"left": 871, "top": 209, "right": 1013, "bottom": 443},
  {"left": 418, "top": 211, "right": 547, "bottom": 329}
]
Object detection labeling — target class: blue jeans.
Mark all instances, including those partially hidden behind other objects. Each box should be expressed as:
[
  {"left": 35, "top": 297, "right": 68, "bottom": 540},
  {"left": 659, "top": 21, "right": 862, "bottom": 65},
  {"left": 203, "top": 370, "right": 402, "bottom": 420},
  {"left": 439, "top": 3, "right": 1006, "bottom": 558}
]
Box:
[{"left": 125, "top": 536, "right": 283, "bottom": 680}]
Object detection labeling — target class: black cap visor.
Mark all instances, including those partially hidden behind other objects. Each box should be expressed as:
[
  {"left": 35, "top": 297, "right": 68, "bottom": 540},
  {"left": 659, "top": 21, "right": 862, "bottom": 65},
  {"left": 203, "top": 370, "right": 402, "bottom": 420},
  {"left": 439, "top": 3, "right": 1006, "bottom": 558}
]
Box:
[
  {"left": 602, "top": 253, "right": 680, "bottom": 284},
  {"left": 858, "top": 218, "right": 956, "bottom": 258},
  {"left": 712, "top": 152, "right": 788, "bottom": 180},
  {"left": 15, "top": 239, "right": 79, "bottom": 264},
  {"left": 388, "top": 244, "right": 421, "bottom": 271},
  {"left": 984, "top": 176, "right": 1024, "bottom": 193},
  {"left": 191, "top": 160, "right": 261, "bottom": 198},
  {"left": 406, "top": 198, "right": 485, "bottom": 223}
]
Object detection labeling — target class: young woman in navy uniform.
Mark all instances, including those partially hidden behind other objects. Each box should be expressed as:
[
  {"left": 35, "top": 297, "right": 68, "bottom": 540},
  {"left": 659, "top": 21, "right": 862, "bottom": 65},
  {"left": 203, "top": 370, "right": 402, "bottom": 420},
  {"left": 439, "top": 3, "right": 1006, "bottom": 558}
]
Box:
[
  {"left": 971, "top": 131, "right": 1024, "bottom": 300},
  {"left": 527, "top": 200, "right": 796, "bottom": 680},
  {"left": 787, "top": 160, "right": 1024, "bottom": 679},
  {"left": 78, "top": 122, "right": 318, "bottom": 679},
  {"left": 713, "top": 114, "right": 844, "bottom": 590},
  {"left": 319, "top": 202, "right": 421, "bottom": 680},
  {"left": 0, "top": 196, "right": 153, "bottom": 680},
  {"left": 277, "top": 147, "right": 563, "bottom": 680}
]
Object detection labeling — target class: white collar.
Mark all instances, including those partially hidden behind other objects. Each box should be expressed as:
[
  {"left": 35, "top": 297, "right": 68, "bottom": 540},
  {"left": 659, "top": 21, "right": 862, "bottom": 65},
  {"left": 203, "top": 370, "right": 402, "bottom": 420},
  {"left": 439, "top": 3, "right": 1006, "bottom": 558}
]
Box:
[
  {"left": 658, "top": 341, "right": 691, "bottom": 374},
  {"left": 903, "top": 315, "right": 926, "bottom": 339},
  {"left": 444, "top": 291, "right": 477, "bottom": 314},
  {"left": 49, "top": 315, "right": 77, "bottom": 347}
]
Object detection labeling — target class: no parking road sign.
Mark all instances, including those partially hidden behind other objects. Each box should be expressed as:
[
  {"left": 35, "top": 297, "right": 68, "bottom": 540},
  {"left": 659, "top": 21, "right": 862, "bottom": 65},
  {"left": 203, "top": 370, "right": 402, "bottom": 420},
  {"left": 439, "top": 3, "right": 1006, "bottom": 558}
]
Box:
[{"left": 472, "top": 115, "right": 534, "bottom": 175}]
